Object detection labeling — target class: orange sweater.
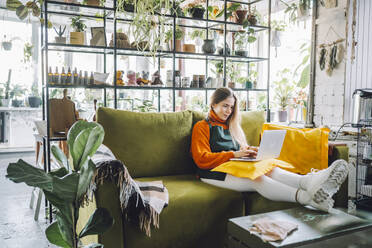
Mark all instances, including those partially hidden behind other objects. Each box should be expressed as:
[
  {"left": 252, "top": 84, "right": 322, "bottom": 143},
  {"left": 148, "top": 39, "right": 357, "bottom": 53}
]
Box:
[{"left": 191, "top": 110, "right": 235, "bottom": 170}]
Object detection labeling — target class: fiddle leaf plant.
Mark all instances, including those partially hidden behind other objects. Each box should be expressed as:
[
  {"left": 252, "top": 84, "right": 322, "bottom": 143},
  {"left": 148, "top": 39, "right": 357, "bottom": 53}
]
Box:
[{"left": 6, "top": 121, "right": 114, "bottom": 248}]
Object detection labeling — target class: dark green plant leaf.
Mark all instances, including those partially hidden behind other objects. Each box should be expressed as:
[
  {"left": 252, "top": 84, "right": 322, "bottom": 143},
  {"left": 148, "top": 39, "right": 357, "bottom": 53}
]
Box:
[
  {"left": 76, "top": 159, "right": 96, "bottom": 200},
  {"left": 79, "top": 208, "right": 114, "bottom": 238},
  {"left": 51, "top": 145, "right": 70, "bottom": 171},
  {"left": 72, "top": 124, "right": 104, "bottom": 171},
  {"left": 16, "top": 5, "right": 28, "bottom": 20},
  {"left": 6, "top": 0, "right": 22, "bottom": 11},
  {"left": 49, "top": 167, "right": 69, "bottom": 178},
  {"left": 45, "top": 222, "right": 71, "bottom": 248},
  {"left": 43, "top": 190, "right": 73, "bottom": 225},
  {"left": 52, "top": 173, "right": 79, "bottom": 203},
  {"left": 83, "top": 244, "right": 104, "bottom": 248},
  {"left": 6, "top": 159, "right": 53, "bottom": 191},
  {"left": 67, "top": 121, "right": 103, "bottom": 171},
  {"left": 56, "top": 212, "right": 74, "bottom": 247}
]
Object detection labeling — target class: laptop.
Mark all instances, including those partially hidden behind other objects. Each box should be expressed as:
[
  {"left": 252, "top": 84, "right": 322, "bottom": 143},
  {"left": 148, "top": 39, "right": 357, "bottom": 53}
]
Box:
[{"left": 230, "top": 130, "right": 287, "bottom": 162}]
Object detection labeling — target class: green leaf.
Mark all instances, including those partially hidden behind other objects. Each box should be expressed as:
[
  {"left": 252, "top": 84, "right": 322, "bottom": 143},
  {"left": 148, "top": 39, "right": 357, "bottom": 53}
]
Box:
[
  {"left": 247, "top": 36, "right": 256, "bottom": 43},
  {"left": 83, "top": 244, "right": 104, "bottom": 248},
  {"left": 16, "top": 5, "right": 28, "bottom": 20},
  {"left": 297, "top": 64, "right": 310, "bottom": 88},
  {"left": 79, "top": 208, "right": 114, "bottom": 238},
  {"left": 67, "top": 121, "right": 104, "bottom": 171},
  {"left": 52, "top": 173, "right": 79, "bottom": 203},
  {"left": 6, "top": 0, "right": 22, "bottom": 10},
  {"left": 56, "top": 212, "right": 74, "bottom": 247},
  {"left": 45, "top": 222, "right": 71, "bottom": 248},
  {"left": 43, "top": 190, "right": 73, "bottom": 226},
  {"left": 49, "top": 167, "right": 69, "bottom": 178},
  {"left": 76, "top": 159, "right": 96, "bottom": 200},
  {"left": 52, "top": 145, "right": 70, "bottom": 170},
  {"left": 72, "top": 125, "right": 104, "bottom": 171},
  {"left": 6, "top": 159, "right": 53, "bottom": 191}
]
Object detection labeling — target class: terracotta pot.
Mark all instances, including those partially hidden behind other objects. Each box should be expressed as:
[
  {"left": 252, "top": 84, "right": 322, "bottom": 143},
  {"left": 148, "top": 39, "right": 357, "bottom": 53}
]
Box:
[
  {"left": 183, "top": 44, "right": 195, "bottom": 53},
  {"left": 170, "top": 39, "right": 182, "bottom": 52},
  {"left": 70, "top": 32, "right": 85, "bottom": 45},
  {"left": 235, "top": 10, "right": 247, "bottom": 24},
  {"left": 246, "top": 13, "right": 257, "bottom": 25},
  {"left": 86, "top": 0, "right": 100, "bottom": 6}
]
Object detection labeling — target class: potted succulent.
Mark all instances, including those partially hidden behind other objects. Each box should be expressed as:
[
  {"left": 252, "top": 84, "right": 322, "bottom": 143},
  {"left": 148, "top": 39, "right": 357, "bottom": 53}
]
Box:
[
  {"left": 54, "top": 25, "right": 67, "bottom": 44},
  {"left": 27, "top": 84, "right": 41, "bottom": 108},
  {"left": 70, "top": 16, "right": 86, "bottom": 45},
  {"left": 165, "top": 25, "right": 184, "bottom": 52},
  {"left": 234, "top": 28, "right": 256, "bottom": 57}
]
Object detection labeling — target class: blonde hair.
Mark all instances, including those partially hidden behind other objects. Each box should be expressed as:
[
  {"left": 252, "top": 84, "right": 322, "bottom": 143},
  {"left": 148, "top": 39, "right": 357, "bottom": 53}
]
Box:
[{"left": 210, "top": 87, "right": 248, "bottom": 148}]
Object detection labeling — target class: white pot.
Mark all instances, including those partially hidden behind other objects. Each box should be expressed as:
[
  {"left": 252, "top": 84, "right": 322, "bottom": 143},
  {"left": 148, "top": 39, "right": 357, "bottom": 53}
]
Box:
[{"left": 271, "top": 30, "right": 282, "bottom": 47}]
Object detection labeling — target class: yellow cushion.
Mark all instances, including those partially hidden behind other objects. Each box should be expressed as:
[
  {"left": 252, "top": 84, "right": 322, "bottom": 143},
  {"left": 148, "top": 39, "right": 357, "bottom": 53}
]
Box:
[
  {"left": 261, "top": 123, "right": 329, "bottom": 174},
  {"left": 211, "top": 159, "right": 294, "bottom": 180}
]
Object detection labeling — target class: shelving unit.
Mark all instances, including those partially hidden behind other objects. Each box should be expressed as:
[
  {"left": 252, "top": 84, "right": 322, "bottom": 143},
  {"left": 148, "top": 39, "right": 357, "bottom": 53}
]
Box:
[
  {"left": 355, "top": 124, "right": 372, "bottom": 211},
  {"left": 40, "top": 0, "right": 271, "bottom": 220}
]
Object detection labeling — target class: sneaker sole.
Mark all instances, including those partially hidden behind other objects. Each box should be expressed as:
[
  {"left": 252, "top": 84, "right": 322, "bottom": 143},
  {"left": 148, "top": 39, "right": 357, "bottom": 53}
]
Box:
[{"left": 313, "top": 159, "right": 349, "bottom": 203}]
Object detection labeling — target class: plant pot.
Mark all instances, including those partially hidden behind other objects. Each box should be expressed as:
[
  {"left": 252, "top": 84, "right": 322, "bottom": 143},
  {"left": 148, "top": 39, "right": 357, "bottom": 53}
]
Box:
[
  {"left": 217, "top": 44, "right": 231, "bottom": 55},
  {"left": 202, "top": 39, "right": 216, "bottom": 54},
  {"left": 278, "top": 110, "right": 287, "bottom": 122},
  {"left": 189, "top": 7, "right": 205, "bottom": 19},
  {"left": 28, "top": 96, "right": 41, "bottom": 108},
  {"left": 246, "top": 13, "right": 257, "bottom": 25},
  {"left": 235, "top": 50, "right": 247, "bottom": 57},
  {"left": 11, "top": 99, "right": 23, "bottom": 108},
  {"left": 55, "top": 36, "right": 66, "bottom": 44},
  {"left": 124, "top": 3, "right": 135, "bottom": 12},
  {"left": 170, "top": 39, "right": 182, "bottom": 52},
  {"left": 86, "top": 0, "right": 100, "bottom": 6},
  {"left": 235, "top": 10, "right": 247, "bottom": 24},
  {"left": 271, "top": 30, "right": 282, "bottom": 47},
  {"left": 245, "top": 81, "right": 253, "bottom": 89},
  {"left": 2, "top": 41, "right": 12, "bottom": 51},
  {"left": 183, "top": 44, "right": 195, "bottom": 53},
  {"left": 70, "top": 32, "right": 85, "bottom": 45},
  {"left": 0, "top": 99, "right": 10, "bottom": 107}
]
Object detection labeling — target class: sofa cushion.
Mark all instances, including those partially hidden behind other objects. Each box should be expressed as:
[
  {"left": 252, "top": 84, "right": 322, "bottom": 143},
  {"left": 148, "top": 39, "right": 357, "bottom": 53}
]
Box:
[
  {"left": 97, "top": 108, "right": 195, "bottom": 177},
  {"left": 191, "top": 111, "right": 265, "bottom": 147},
  {"left": 123, "top": 174, "right": 244, "bottom": 248}
]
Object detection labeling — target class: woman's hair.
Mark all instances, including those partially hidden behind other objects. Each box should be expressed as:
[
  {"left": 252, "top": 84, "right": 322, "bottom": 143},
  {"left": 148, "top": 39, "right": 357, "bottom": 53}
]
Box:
[{"left": 210, "top": 87, "right": 248, "bottom": 148}]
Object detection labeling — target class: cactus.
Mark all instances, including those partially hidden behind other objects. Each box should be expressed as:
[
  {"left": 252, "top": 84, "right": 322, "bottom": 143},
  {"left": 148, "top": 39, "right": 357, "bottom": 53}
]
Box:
[{"left": 53, "top": 25, "right": 66, "bottom": 38}]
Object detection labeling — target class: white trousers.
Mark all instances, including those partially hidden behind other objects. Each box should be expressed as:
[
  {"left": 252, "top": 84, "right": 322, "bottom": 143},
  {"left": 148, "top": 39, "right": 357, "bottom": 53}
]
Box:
[{"left": 201, "top": 167, "right": 305, "bottom": 203}]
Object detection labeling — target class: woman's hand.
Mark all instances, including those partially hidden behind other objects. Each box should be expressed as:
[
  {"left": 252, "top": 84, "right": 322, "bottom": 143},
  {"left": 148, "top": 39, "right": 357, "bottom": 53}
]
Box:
[{"left": 233, "top": 149, "right": 257, "bottom": 158}]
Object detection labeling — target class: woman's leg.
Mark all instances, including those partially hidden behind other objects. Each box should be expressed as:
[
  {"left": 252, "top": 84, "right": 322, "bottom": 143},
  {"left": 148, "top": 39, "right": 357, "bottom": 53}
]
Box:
[{"left": 201, "top": 174, "right": 309, "bottom": 203}]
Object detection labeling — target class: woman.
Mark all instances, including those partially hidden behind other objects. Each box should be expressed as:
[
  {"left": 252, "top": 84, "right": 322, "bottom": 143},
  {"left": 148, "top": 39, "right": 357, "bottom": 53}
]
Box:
[{"left": 191, "top": 87, "right": 349, "bottom": 212}]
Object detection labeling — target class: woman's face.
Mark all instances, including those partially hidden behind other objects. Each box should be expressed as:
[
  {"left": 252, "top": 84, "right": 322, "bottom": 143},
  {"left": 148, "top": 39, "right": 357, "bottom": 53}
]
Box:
[{"left": 212, "top": 96, "right": 235, "bottom": 121}]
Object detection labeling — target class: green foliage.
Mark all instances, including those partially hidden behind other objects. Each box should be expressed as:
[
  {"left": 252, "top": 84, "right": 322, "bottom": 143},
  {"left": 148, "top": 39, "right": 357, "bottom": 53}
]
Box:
[
  {"left": 133, "top": 98, "right": 157, "bottom": 112},
  {"left": 6, "top": 121, "right": 113, "bottom": 248},
  {"left": 0, "top": 69, "right": 12, "bottom": 99},
  {"left": 294, "top": 43, "right": 310, "bottom": 88},
  {"left": 235, "top": 28, "right": 256, "bottom": 50},
  {"left": 188, "top": 29, "right": 206, "bottom": 40},
  {"left": 165, "top": 25, "right": 184, "bottom": 42},
  {"left": 271, "top": 20, "right": 286, "bottom": 31},
  {"left": 70, "top": 16, "right": 87, "bottom": 32},
  {"left": 211, "top": 60, "right": 224, "bottom": 76},
  {"left": 23, "top": 42, "right": 33, "bottom": 64},
  {"left": 272, "top": 69, "right": 295, "bottom": 110}
]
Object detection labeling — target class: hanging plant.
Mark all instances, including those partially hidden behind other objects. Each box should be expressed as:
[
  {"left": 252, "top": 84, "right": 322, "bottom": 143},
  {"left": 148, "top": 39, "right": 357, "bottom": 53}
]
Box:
[
  {"left": 6, "top": 0, "right": 52, "bottom": 28},
  {"left": 117, "top": 0, "right": 174, "bottom": 62},
  {"left": 22, "top": 42, "right": 34, "bottom": 64}
]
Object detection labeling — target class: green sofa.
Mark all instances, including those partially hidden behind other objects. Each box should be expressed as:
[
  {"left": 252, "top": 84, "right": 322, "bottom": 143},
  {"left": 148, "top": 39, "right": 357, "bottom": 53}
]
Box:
[{"left": 79, "top": 107, "right": 349, "bottom": 248}]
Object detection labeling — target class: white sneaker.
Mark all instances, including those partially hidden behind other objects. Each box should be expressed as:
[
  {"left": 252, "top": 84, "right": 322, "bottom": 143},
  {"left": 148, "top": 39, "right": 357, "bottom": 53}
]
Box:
[
  {"left": 301, "top": 159, "right": 349, "bottom": 197},
  {"left": 296, "top": 189, "right": 335, "bottom": 212}
]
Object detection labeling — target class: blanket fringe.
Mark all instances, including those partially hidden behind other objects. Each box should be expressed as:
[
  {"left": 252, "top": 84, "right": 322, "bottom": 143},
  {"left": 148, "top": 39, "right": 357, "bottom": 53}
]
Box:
[{"left": 84, "top": 160, "right": 160, "bottom": 237}]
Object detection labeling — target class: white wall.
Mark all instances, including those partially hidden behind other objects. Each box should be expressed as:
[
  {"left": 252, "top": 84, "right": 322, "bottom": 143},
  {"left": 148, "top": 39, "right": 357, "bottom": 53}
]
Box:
[
  {"left": 344, "top": 0, "right": 372, "bottom": 122},
  {"left": 313, "top": 0, "right": 348, "bottom": 127}
]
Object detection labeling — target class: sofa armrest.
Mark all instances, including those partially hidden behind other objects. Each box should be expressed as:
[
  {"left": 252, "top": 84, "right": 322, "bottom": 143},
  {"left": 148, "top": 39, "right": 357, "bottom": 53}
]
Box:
[{"left": 329, "top": 145, "right": 349, "bottom": 208}]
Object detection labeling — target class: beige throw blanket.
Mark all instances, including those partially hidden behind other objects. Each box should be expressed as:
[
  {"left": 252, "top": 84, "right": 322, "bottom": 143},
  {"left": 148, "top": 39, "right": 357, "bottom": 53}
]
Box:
[
  {"left": 86, "top": 145, "right": 169, "bottom": 236},
  {"left": 248, "top": 217, "right": 298, "bottom": 242}
]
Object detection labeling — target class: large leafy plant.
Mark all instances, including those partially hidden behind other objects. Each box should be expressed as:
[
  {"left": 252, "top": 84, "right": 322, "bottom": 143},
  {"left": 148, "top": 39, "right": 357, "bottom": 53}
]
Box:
[{"left": 6, "top": 121, "right": 114, "bottom": 248}]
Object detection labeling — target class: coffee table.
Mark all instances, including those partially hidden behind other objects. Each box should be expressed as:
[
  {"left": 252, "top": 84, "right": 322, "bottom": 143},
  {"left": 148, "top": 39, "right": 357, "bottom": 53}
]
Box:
[{"left": 227, "top": 206, "right": 372, "bottom": 248}]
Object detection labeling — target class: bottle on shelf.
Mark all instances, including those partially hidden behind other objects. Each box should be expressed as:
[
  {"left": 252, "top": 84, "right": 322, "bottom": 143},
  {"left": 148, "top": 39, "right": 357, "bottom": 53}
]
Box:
[
  {"left": 89, "top": 72, "right": 94, "bottom": 85},
  {"left": 84, "top": 71, "right": 88, "bottom": 85},
  {"left": 78, "top": 70, "right": 83, "bottom": 85},
  {"left": 61, "top": 67, "right": 66, "bottom": 85},
  {"left": 53, "top": 66, "right": 59, "bottom": 85},
  {"left": 48, "top": 66, "right": 53, "bottom": 85},
  {"left": 66, "top": 67, "right": 72, "bottom": 85},
  {"left": 73, "top": 68, "right": 78, "bottom": 85}
]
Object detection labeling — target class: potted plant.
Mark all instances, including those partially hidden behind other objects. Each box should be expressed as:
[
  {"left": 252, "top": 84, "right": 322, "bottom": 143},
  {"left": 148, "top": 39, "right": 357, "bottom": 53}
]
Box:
[
  {"left": 54, "top": 25, "right": 67, "bottom": 44},
  {"left": 10, "top": 84, "right": 26, "bottom": 107},
  {"left": 70, "top": 16, "right": 86, "bottom": 45},
  {"left": 235, "top": 5, "right": 247, "bottom": 25},
  {"left": 22, "top": 42, "right": 33, "bottom": 64},
  {"left": 271, "top": 20, "right": 286, "bottom": 46},
  {"left": 272, "top": 69, "right": 295, "bottom": 122},
  {"left": 28, "top": 84, "right": 41, "bottom": 108},
  {"left": 182, "top": 1, "right": 206, "bottom": 19},
  {"left": 6, "top": 121, "right": 114, "bottom": 248},
  {"left": 165, "top": 25, "right": 184, "bottom": 52},
  {"left": 189, "top": 29, "right": 206, "bottom": 53},
  {"left": 120, "top": 0, "right": 135, "bottom": 12},
  {"left": 246, "top": 5, "right": 258, "bottom": 26},
  {"left": 234, "top": 28, "right": 256, "bottom": 57},
  {"left": 0, "top": 69, "right": 12, "bottom": 107}
]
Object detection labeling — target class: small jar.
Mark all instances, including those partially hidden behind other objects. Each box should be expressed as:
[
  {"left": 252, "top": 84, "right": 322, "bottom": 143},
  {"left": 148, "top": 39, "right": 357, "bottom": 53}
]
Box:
[
  {"left": 174, "top": 71, "right": 181, "bottom": 87},
  {"left": 199, "top": 75, "right": 206, "bottom": 88}
]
